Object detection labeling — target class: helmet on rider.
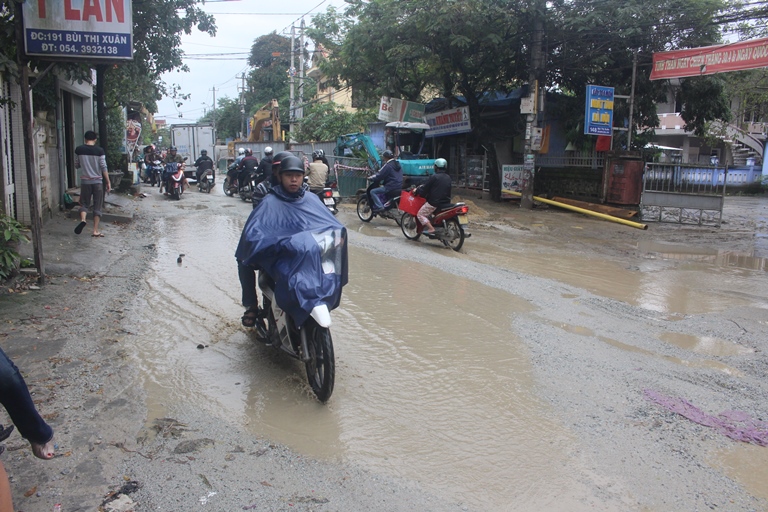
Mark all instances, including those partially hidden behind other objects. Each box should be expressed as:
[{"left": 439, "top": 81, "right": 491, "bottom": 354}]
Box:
[
  {"left": 271, "top": 151, "right": 293, "bottom": 169},
  {"left": 244, "top": 148, "right": 253, "bottom": 156},
  {"left": 317, "top": 149, "right": 324, "bottom": 157},
  {"left": 312, "top": 150, "right": 323, "bottom": 161},
  {"left": 382, "top": 149, "right": 394, "bottom": 160},
  {"left": 434, "top": 158, "right": 448, "bottom": 171},
  {"left": 169, "top": 146, "right": 177, "bottom": 152},
  {"left": 264, "top": 146, "right": 273, "bottom": 156},
  {"left": 238, "top": 148, "right": 246, "bottom": 155},
  {"left": 200, "top": 149, "right": 207, "bottom": 156},
  {"left": 279, "top": 155, "right": 305, "bottom": 174}
]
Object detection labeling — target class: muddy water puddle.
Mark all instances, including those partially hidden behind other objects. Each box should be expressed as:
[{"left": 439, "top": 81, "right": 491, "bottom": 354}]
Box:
[
  {"left": 127, "top": 212, "right": 610, "bottom": 511},
  {"left": 637, "top": 240, "right": 768, "bottom": 271},
  {"left": 467, "top": 229, "right": 768, "bottom": 315}
]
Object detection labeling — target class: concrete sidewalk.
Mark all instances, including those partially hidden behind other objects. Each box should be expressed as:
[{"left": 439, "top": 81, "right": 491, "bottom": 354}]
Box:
[{"left": 18, "top": 191, "right": 139, "bottom": 277}]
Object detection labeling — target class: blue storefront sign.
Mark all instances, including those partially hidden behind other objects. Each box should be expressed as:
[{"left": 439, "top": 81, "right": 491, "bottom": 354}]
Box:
[{"left": 584, "top": 85, "right": 614, "bottom": 135}]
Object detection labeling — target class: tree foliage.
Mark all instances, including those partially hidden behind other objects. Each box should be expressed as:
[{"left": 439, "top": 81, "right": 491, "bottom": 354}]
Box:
[
  {"left": 198, "top": 96, "right": 245, "bottom": 140},
  {"left": 292, "top": 102, "right": 376, "bottom": 142},
  {"left": 309, "top": 0, "right": 751, "bottom": 158}
]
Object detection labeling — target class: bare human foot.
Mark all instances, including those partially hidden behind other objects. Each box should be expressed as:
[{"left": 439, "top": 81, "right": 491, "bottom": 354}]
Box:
[{"left": 31, "top": 439, "right": 55, "bottom": 460}]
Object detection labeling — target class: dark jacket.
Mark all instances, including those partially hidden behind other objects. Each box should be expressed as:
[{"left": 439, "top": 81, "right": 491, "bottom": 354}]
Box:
[
  {"left": 417, "top": 171, "right": 452, "bottom": 208},
  {"left": 255, "top": 156, "right": 272, "bottom": 183},
  {"left": 238, "top": 155, "right": 259, "bottom": 173},
  {"left": 194, "top": 155, "right": 213, "bottom": 171},
  {"left": 369, "top": 159, "right": 403, "bottom": 194}
]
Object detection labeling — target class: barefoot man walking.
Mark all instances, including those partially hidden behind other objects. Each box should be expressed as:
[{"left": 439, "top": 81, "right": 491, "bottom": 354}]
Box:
[{"left": 74, "top": 130, "right": 111, "bottom": 237}]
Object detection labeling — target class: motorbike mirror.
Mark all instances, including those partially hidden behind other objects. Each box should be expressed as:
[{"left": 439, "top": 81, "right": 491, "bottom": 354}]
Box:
[{"left": 183, "top": 157, "right": 188, "bottom": 161}]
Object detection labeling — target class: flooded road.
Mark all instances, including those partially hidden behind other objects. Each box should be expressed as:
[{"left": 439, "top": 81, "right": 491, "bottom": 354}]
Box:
[{"left": 126, "top": 189, "right": 768, "bottom": 511}]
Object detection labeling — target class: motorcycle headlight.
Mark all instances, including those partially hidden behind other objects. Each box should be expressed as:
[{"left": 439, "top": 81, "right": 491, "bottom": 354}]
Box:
[{"left": 312, "top": 228, "right": 345, "bottom": 275}]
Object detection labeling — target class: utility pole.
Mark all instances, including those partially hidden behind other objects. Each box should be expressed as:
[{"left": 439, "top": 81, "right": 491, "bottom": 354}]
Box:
[
  {"left": 210, "top": 86, "right": 217, "bottom": 144},
  {"left": 521, "top": 8, "right": 544, "bottom": 210},
  {"left": 627, "top": 49, "right": 638, "bottom": 150},
  {"left": 289, "top": 24, "right": 296, "bottom": 141},
  {"left": 297, "top": 18, "right": 305, "bottom": 123},
  {"left": 237, "top": 73, "right": 246, "bottom": 139}
]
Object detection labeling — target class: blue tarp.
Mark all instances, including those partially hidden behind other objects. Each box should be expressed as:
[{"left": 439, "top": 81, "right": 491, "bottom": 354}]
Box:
[{"left": 235, "top": 186, "right": 348, "bottom": 327}]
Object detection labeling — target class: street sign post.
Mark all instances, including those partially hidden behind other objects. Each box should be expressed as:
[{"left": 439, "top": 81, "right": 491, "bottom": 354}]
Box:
[{"left": 584, "top": 85, "right": 614, "bottom": 136}]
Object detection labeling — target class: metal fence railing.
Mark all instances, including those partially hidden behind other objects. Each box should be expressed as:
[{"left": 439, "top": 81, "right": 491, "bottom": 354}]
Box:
[
  {"left": 640, "top": 163, "right": 727, "bottom": 226},
  {"left": 329, "top": 156, "right": 371, "bottom": 198}
]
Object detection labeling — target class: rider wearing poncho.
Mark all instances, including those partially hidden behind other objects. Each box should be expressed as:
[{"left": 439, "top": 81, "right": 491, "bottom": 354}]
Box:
[{"left": 235, "top": 156, "right": 348, "bottom": 327}]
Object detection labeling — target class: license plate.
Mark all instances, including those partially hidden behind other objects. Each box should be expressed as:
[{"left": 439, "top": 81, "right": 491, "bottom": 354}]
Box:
[
  {"left": 324, "top": 198, "right": 335, "bottom": 206},
  {"left": 458, "top": 215, "right": 469, "bottom": 224}
]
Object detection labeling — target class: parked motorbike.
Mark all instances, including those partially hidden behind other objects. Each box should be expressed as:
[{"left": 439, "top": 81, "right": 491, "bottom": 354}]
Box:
[
  {"left": 255, "top": 227, "right": 346, "bottom": 402},
  {"left": 356, "top": 183, "right": 402, "bottom": 225},
  {"left": 399, "top": 189, "right": 470, "bottom": 251},
  {"left": 197, "top": 170, "right": 215, "bottom": 193}
]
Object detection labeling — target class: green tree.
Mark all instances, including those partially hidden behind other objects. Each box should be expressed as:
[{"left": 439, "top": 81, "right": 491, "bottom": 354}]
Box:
[
  {"left": 198, "top": 97, "right": 245, "bottom": 140},
  {"left": 97, "top": 0, "right": 216, "bottom": 165},
  {"left": 246, "top": 32, "right": 295, "bottom": 129},
  {"left": 547, "top": 0, "right": 728, "bottom": 147},
  {"left": 292, "top": 102, "right": 376, "bottom": 142},
  {"left": 310, "top": 0, "right": 527, "bottom": 197}
]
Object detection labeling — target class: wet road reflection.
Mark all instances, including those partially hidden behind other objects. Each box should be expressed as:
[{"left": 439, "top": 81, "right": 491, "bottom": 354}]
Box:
[
  {"left": 128, "top": 197, "right": 606, "bottom": 510},
  {"left": 126, "top": 192, "right": 768, "bottom": 510}
]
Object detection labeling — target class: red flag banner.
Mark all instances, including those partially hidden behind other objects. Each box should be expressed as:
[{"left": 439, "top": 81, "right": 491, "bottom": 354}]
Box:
[{"left": 650, "top": 38, "right": 768, "bottom": 80}]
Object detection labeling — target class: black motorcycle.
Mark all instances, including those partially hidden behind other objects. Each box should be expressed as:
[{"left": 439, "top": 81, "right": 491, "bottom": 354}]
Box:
[
  {"left": 356, "top": 183, "right": 402, "bottom": 226},
  {"left": 223, "top": 162, "right": 239, "bottom": 196},
  {"left": 197, "top": 170, "right": 215, "bottom": 193}
]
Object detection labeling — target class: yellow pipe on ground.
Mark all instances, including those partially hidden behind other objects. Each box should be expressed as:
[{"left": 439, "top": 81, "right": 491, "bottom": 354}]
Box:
[{"left": 502, "top": 189, "right": 648, "bottom": 230}]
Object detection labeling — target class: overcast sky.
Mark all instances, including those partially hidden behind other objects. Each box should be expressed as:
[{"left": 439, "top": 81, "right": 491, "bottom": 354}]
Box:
[{"left": 155, "top": 0, "right": 347, "bottom": 124}]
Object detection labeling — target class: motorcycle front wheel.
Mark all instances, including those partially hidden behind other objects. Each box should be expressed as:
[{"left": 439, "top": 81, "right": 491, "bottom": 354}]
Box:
[
  {"left": 356, "top": 195, "right": 374, "bottom": 222},
  {"left": 304, "top": 319, "right": 335, "bottom": 403},
  {"left": 442, "top": 218, "right": 465, "bottom": 251},
  {"left": 400, "top": 213, "right": 421, "bottom": 240}
]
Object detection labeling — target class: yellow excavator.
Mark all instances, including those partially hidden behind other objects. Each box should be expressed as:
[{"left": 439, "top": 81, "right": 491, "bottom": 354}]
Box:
[{"left": 247, "top": 99, "right": 282, "bottom": 142}]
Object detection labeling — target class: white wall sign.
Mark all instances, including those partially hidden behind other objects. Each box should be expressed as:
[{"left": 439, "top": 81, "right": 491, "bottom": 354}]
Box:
[
  {"left": 23, "top": 0, "right": 134, "bottom": 60},
  {"left": 425, "top": 106, "right": 471, "bottom": 137}
]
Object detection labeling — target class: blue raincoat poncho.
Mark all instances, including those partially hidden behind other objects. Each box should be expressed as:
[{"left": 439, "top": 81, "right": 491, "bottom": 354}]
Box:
[{"left": 235, "top": 184, "right": 348, "bottom": 326}]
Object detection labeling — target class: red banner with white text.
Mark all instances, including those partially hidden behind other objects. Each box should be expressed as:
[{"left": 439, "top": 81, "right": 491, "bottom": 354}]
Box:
[{"left": 650, "top": 38, "right": 768, "bottom": 80}]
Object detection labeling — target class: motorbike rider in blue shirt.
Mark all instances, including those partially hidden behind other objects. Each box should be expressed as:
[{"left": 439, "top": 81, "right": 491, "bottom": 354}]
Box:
[{"left": 368, "top": 150, "right": 402, "bottom": 211}]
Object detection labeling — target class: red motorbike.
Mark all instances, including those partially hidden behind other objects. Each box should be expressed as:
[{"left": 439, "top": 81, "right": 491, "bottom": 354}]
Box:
[
  {"left": 162, "top": 161, "right": 186, "bottom": 200},
  {"left": 399, "top": 190, "right": 470, "bottom": 251}
]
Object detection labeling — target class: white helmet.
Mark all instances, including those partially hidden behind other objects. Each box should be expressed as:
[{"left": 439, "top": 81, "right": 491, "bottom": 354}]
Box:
[
  {"left": 264, "top": 146, "right": 273, "bottom": 156},
  {"left": 238, "top": 148, "right": 245, "bottom": 155}
]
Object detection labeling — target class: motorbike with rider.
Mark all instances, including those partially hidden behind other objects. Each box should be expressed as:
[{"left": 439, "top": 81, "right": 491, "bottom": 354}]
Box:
[
  {"left": 357, "top": 150, "right": 403, "bottom": 224},
  {"left": 400, "top": 158, "right": 470, "bottom": 251},
  {"left": 236, "top": 155, "right": 347, "bottom": 402},
  {"left": 161, "top": 146, "right": 186, "bottom": 195},
  {"left": 194, "top": 149, "right": 215, "bottom": 192},
  {"left": 225, "top": 147, "right": 247, "bottom": 196}
]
